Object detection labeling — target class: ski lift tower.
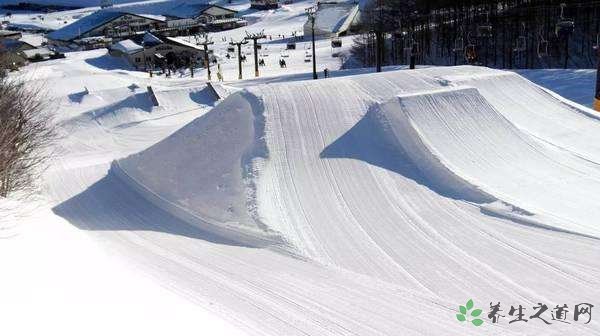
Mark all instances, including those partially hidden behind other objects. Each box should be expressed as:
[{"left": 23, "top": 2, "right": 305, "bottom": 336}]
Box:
[
  {"left": 230, "top": 38, "right": 249, "bottom": 80},
  {"left": 595, "top": 36, "right": 600, "bottom": 112},
  {"left": 245, "top": 30, "right": 266, "bottom": 77},
  {"left": 305, "top": 5, "right": 317, "bottom": 80},
  {"left": 452, "top": 27, "right": 464, "bottom": 65},
  {"left": 537, "top": 27, "right": 549, "bottom": 58},
  {"left": 100, "top": 0, "right": 113, "bottom": 9},
  {"left": 555, "top": 2, "right": 575, "bottom": 69},
  {"left": 195, "top": 33, "right": 214, "bottom": 80}
]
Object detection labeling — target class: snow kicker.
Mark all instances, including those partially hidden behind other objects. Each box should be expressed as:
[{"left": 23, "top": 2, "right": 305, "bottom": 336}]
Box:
[{"left": 115, "top": 67, "right": 600, "bottom": 250}]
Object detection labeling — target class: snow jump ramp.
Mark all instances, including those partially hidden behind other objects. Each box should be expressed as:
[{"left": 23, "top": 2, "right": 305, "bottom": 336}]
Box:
[{"left": 112, "top": 67, "right": 600, "bottom": 252}]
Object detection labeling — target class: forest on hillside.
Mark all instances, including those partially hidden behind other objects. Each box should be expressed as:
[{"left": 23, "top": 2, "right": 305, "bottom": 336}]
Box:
[{"left": 352, "top": 0, "right": 600, "bottom": 69}]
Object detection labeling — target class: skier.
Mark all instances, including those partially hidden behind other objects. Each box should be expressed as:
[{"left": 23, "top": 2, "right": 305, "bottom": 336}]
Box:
[
  {"left": 323, "top": 68, "right": 329, "bottom": 78},
  {"left": 217, "top": 64, "right": 223, "bottom": 82}
]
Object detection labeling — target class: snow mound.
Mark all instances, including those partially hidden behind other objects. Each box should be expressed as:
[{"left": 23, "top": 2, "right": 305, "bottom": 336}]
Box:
[
  {"left": 152, "top": 85, "right": 219, "bottom": 111},
  {"left": 115, "top": 91, "right": 289, "bottom": 249},
  {"left": 378, "top": 86, "right": 600, "bottom": 238},
  {"left": 373, "top": 87, "right": 495, "bottom": 203}
]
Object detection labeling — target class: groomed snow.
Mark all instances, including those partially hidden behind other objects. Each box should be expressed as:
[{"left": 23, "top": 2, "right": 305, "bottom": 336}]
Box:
[
  {"left": 98, "top": 67, "right": 600, "bottom": 335},
  {"left": 2, "top": 1, "right": 600, "bottom": 335}
]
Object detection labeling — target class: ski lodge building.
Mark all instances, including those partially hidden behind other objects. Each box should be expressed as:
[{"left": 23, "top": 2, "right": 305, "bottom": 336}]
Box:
[
  {"left": 47, "top": 3, "right": 244, "bottom": 49},
  {"left": 109, "top": 31, "right": 205, "bottom": 70}
]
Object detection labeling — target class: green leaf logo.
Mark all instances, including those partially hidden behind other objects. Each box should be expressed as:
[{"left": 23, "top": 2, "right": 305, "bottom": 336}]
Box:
[{"left": 456, "top": 299, "right": 484, "bottom": 327}]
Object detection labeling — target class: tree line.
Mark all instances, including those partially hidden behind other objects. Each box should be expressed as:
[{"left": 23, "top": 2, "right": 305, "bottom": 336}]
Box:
[{"left": 353, "top": 0, "right": 600, "bottom": 69}]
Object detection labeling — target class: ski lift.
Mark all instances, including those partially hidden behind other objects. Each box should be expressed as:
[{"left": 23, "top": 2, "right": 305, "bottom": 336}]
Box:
[
  {"left": 304, "top": 52, "right": 312, "bottom": 62},
  {"left": 477, "top": 13, "right": 492, "bottom": 38},
  {"left": 453, "top": 36, "right": 464, "bottom": 52},
  {"left": 555, "top": 3, "right": 575, "bottom": 37},
  {"left": 537, "top": 29, "right": 549, "bottom": 57},
  {"left": 410, "top": 41, "right": 420, "bottom": 56},
  {"left": 452, "top": 27, "right": 465, "bottom": 52},
  {"left": 464, "top": 33, "right": 477, "bottom": 63},
  {"left": 227, "top": 46, "right": 235, "bottom": 53},
  {"left": 331, "top": 37, "right": 342, "bottom": 48},
  {"left": 286, "top": 41, "right": 296, "bottom": 50},
  {"left": 514, "top": 23, "right": 527, "bottom": 52}
]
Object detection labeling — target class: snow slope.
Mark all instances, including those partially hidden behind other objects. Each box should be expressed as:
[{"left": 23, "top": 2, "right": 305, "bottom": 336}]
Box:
[
  {"left": 93, "top": 67, "right": 600, "bottom": 335},
  {"left": 2, "top": 4, "right": 600, "bottom": 334}
]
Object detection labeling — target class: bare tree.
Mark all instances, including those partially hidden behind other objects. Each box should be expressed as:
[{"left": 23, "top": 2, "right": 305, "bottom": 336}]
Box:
[{"left": 0, "top": 55, "right": 54, "bottom": 198}]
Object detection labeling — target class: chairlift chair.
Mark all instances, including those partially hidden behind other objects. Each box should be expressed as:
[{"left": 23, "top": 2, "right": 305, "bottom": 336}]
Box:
[
  {"left": 464, "top": 33, "right": 477, "bottom": 62},
  {"left": 537, "top": 39, "right": 549, "bottom": 57},
  {"left": 537, "top": 30, "right": 549, "bottom": 57},
  {"left": 477, "top": 25, "right": 492, "bottom": 38},
  {"left": 331, "top": 37, "right": 342, "bottom": 48},
  {"left": 514, "top": 23, "right": 527, "bottom": 52},
  {"left": 514, "top": 36, "right": 526, "bottom": 52},
  {"left": 453, "top": 36, "right": 464, "bottom": 52},
  {"left": 477, "top": 12, "right": 492, "bottom": 38},
  {"left": 555, "top": 3, "right": 575, "bottom": 37},
  {"left": 465, "top": 44, "right": 477, "bottom": 63},
  {"left": 286, "top": 41, "right": 296, "bottom": 50}
]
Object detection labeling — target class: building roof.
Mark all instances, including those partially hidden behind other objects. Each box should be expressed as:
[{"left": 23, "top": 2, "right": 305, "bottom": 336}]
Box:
[
  {"left": 112, "top": 38, "right": 144, "bottom": 54},
  {"left": 0, "top": 29, "right": 22, "bottom": 37},
  {"left": 165, "top": 36, "right": 203, "bottom": 51},
  {"left": 47, "top": 11, "right": 123, "bottom": 42},
  {"left": 142, "top": 31, "right": 163, "bottom": 46},
  {"left": 47, "top": 2, "right": 237, "bottom": 42},
  {"left": 19, "top": 33, "right": 46, "bottom": 47},
  {"left": 164, "top": 3, "right": 236, "bottom": 19},
  {"left": 304, "top": 2, "right": 359, "bottom": 36},
  {"left": 111, "top": 33, "right": 203, "bottom": 55},
  {"left": 0, "top": 39, "right": 32, "bottom": 52},
  {"left": 22, "top": 47, "right": 53, "bottom": 59}
]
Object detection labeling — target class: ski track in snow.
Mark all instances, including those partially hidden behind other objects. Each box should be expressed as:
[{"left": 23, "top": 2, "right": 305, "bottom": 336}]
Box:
[{"left": 2, "top": 2, "right": 600, "bottom": 335}]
